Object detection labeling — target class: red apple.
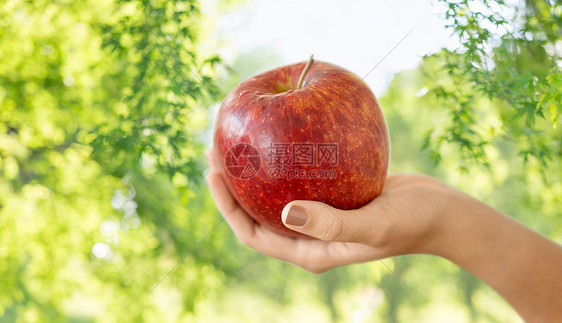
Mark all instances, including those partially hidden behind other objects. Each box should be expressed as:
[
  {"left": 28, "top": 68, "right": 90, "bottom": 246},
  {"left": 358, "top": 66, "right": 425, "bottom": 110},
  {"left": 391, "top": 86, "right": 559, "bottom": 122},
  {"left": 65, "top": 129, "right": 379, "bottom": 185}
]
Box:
[{"left": 213, "top": 57, "right": 389, "bottom": 238}]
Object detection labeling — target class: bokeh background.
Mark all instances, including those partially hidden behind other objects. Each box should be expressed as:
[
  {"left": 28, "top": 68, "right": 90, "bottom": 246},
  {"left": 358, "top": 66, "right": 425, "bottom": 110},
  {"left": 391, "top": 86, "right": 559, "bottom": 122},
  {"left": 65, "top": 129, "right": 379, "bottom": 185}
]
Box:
[{"left": 1, "top": 0, "right": 561, "bottom": 322}]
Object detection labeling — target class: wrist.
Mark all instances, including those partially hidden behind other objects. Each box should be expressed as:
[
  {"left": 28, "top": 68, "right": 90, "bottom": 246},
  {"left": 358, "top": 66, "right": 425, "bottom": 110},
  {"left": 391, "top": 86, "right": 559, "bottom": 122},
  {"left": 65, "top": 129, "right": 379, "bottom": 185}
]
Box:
[
  {"left": 426, "top": 187, "right": 508, "bottom": 268},
  {"left": 421, "top": 186, "right": 487, "bottom": 259}
]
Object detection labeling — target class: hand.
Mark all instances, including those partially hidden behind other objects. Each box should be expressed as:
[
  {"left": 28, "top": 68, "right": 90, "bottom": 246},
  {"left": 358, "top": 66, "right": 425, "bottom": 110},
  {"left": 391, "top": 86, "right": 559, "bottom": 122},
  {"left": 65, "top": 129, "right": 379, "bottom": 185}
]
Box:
[
  {"left": 206, "top": 147, "right": 562, "bottom": 321},
  {"left": 205, "top": 148, "right": 457, "bottom": 273}
]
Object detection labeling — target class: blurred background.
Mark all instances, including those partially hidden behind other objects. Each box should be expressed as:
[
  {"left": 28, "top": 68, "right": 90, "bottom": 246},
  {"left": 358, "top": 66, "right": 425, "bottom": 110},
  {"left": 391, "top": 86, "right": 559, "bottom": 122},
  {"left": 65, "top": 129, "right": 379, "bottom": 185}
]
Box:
[{"left": 0, "top": 0, "right": 561, "bottom": 322}]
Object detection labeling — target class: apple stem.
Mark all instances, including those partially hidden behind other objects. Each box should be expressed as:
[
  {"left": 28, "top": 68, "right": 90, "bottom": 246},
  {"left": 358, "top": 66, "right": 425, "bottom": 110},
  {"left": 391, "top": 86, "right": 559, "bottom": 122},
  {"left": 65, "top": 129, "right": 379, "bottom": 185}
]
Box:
[{"left": 297, "top": 55, "right": 314, "bottom": 90}]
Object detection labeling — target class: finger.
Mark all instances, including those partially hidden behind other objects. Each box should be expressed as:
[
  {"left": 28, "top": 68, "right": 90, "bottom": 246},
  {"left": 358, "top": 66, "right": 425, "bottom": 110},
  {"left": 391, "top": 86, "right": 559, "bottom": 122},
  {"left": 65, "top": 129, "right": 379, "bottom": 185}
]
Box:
[
  {"left": 281, "top": 200, "right": 374, "bottom": 243},
  {"left": 245, "top": 226, "right": 366, "bottom": 272},
  {"left": 207, "top": 172, "right": 381, "bottom": 270},
  {"left": 205, "top": 147, "right": 218, "bottom": 170},
  {"left": 206, "top": 168, "right": 308, "bottom": 261},
  {"left": 206, "top": 169, "right": 256, "bottom": 239},
  {"left": 248, "top": 225, "right": 303, "bottom": 261},
  {"left": 300, "top": 240, "right": 380, "bottom": 273}
]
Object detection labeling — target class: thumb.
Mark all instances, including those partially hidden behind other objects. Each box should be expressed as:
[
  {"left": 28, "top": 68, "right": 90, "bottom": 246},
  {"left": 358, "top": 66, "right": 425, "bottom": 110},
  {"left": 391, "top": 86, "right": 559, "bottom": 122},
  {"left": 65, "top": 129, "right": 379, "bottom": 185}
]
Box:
[{"left": 281, "top": 200, "right": 365, "bottom": 242}]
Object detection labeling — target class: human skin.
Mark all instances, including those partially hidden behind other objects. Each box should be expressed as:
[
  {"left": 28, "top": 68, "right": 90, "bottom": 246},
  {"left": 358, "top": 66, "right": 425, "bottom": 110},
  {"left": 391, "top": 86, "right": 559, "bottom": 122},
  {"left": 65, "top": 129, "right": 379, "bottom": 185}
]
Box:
[{"left": 205, "top": 148, "right": 562, "bottom": 322}]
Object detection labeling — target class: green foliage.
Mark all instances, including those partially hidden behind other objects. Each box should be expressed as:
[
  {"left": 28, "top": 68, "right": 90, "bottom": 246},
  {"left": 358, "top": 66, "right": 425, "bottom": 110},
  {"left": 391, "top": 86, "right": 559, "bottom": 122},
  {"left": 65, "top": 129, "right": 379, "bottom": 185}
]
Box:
[
  {"left": 375, "top": 3, "right": 562, "bottom": 321},
  {"left": 0, "top": 0, "right": 225, "bottom": 321},
  {"left": 91, "top": 0, "right": 222, "bottom": 182},
  {"left": 1, "top": 0, "right": 560, "bottom": 322},
  {"left": 427, "top": 0, "right": 562, "bottom": 169}
]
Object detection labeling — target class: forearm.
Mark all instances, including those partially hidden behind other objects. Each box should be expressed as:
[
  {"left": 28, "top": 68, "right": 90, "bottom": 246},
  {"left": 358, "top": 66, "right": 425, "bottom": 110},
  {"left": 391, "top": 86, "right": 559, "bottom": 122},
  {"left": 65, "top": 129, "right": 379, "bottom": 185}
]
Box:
[{"left": 433, "top": 192, "right": 562, "bottom": 322}]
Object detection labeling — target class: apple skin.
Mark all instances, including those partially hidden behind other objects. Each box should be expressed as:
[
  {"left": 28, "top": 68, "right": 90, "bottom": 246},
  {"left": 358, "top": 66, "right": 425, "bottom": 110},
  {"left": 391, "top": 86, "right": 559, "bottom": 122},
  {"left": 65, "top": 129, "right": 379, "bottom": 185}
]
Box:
[{"left": 213, "top": 60, "right": 389, "bottom": 238}]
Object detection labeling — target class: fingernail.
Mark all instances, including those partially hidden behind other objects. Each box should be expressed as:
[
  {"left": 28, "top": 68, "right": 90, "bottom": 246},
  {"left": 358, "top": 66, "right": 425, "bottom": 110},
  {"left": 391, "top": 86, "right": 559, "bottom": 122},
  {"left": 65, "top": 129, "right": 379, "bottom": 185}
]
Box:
[{"left": 285, "top": 205, "right": 308, "bottom": 226}]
